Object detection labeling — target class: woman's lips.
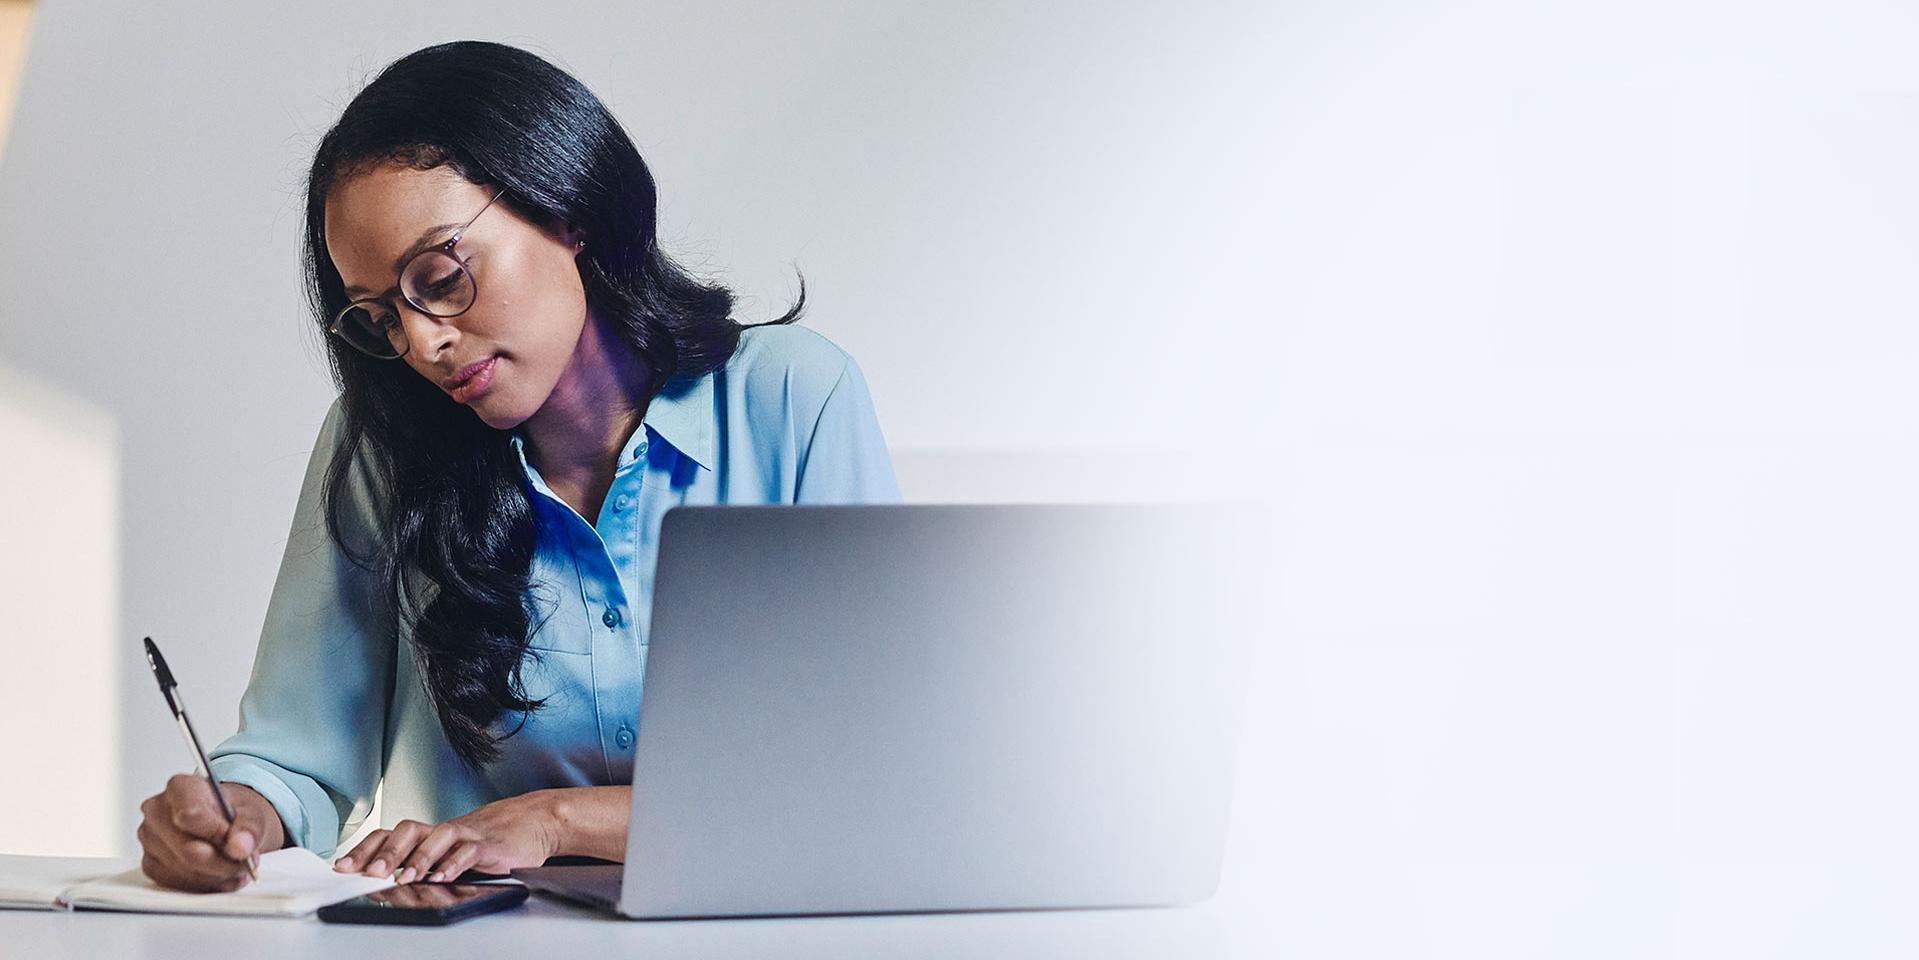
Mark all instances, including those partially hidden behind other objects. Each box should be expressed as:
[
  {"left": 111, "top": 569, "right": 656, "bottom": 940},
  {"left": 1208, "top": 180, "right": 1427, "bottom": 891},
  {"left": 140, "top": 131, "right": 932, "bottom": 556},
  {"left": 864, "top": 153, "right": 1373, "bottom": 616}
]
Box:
[
  {"left": 445, "top": 356, "right": 493, "bottom": 387},
  {"left": 448, "top": 357, "right": 497, "bottom": 404}
]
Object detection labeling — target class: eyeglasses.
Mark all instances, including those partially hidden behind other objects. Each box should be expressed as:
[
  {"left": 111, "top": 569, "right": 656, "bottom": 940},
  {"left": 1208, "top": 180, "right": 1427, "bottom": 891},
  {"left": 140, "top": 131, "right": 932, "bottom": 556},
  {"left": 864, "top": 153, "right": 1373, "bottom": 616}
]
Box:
[{"left": 326, "top": 186, "right": 509, "bottom": 360}]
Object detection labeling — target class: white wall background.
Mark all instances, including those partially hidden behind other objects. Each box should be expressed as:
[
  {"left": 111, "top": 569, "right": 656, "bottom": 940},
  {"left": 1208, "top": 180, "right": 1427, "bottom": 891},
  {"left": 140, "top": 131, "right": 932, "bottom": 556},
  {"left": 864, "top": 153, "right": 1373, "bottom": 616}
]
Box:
[{"left": 0, "top": 1, "right": 1911, "bottom": 957}]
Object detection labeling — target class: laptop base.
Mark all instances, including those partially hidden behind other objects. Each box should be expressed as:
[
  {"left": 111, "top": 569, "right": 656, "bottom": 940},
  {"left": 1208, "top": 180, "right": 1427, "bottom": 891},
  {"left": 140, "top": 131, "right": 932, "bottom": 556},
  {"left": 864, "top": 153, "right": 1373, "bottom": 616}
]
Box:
[{"left": 512, "top": 864, "right": 624, "bottom": 914}]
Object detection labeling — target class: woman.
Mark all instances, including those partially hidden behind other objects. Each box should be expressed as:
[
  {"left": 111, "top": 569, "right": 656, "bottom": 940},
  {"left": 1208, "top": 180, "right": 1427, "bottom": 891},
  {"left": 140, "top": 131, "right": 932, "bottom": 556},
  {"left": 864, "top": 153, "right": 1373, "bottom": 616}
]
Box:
[{"left": 134, "top": 40, "right": 901, "bottom": 893}]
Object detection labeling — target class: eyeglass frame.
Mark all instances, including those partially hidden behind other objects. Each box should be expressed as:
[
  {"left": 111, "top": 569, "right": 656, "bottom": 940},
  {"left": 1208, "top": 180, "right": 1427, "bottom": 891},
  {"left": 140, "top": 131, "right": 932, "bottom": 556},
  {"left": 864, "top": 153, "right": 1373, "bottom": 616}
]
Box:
[{"left": 325, "top": 185, "right": 511, "bottom": 360}]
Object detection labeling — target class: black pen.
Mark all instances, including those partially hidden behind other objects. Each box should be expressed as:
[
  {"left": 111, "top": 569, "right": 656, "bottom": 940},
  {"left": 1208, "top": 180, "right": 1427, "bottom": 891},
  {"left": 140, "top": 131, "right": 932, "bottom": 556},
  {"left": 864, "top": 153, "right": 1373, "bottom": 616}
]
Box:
[{"left": 142, "top": 637, "right": 258, "bottom": 881}]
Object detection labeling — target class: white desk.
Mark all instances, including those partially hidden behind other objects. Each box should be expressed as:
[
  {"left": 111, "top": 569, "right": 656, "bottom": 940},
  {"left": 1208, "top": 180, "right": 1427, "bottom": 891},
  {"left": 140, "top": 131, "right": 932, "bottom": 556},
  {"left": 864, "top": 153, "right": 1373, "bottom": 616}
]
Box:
[{"left": 2, "top": 882, "right": 1220, "bottom": 959}]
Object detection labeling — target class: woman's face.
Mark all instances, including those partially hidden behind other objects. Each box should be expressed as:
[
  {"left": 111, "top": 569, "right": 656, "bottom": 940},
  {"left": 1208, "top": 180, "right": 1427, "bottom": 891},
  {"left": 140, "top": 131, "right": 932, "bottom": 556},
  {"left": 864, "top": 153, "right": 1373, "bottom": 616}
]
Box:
[{"left": 324, "top": 162, "right": 587, "bottom": 430}]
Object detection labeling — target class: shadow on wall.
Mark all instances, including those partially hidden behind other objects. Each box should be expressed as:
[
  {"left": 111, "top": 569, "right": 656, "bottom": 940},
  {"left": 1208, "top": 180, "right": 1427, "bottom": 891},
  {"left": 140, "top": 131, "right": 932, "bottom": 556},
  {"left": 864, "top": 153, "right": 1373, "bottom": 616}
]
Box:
[{"left": 0, "top": 356, "right": 122, "bottom": 856}]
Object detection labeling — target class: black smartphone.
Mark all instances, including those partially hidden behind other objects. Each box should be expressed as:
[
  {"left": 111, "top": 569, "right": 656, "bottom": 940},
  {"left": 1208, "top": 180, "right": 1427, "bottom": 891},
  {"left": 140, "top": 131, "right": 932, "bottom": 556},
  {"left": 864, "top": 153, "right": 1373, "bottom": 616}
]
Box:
[{"left": 317, "top": 882, "right": 530, "bottom": 926}]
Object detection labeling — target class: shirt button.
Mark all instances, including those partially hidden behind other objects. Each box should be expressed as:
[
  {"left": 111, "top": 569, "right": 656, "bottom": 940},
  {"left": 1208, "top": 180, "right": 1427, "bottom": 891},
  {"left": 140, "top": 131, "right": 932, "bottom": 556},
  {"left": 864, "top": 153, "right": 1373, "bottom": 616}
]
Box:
[
  {"left": 603, "top": 608, "right": 622, "bottom": 628},
  {"left": 615, "top": 726, "right": 633, "bottom": 749},
  {"left": 614, "top": 494, "right": 631, "bottom": 512}
]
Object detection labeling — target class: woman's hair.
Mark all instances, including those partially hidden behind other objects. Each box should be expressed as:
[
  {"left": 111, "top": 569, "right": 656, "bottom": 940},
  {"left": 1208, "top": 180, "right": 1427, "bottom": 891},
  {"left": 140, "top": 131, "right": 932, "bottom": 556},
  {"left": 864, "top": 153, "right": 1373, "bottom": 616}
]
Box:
[{"left": 302, "top": 40, "right": 801, "bottom": 769}]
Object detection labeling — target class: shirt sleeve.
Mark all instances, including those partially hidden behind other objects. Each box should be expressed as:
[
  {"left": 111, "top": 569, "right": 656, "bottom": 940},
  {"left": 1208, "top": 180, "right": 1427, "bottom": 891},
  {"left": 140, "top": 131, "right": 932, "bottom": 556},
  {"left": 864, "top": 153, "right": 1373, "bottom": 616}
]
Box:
[
  {"left": 794, "top": 352, "right": 905, "bottom": 505},
  {"left": 207, "top": 398, "right": 395, "bottom": 858}
]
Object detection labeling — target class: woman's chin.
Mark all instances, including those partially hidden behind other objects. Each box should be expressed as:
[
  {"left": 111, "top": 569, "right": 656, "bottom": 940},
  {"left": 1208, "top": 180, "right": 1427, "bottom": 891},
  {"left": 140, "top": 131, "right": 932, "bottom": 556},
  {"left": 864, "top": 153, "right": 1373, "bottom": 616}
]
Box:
[{"left": 470, "top": 401, "right": 517, "bottom": 431}]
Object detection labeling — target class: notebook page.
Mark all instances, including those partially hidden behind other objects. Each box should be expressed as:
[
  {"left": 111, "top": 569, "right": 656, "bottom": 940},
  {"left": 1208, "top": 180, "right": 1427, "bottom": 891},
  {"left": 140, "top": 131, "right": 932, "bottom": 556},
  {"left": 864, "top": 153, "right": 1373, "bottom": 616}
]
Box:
[
  {"left": 0, "top": 855, "right": 134, "bottom": 910},
  {"left": 60, "top": 847, "right": 396, "bottom": 916}
]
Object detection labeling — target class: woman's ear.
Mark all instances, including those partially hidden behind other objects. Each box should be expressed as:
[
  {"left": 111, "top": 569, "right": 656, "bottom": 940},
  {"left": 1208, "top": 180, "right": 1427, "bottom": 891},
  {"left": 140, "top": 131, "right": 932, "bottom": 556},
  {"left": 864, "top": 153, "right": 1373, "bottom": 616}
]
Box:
[{"left": 541, "top": 212, "right": 587, "bottom": 254}]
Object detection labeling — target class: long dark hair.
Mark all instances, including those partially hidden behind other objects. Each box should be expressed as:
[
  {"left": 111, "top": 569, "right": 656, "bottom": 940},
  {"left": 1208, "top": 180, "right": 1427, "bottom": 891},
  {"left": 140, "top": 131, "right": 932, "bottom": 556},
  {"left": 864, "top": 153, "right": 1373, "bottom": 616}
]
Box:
[{"left": 303, "top": 41, "right": 801, "bottom": 768}]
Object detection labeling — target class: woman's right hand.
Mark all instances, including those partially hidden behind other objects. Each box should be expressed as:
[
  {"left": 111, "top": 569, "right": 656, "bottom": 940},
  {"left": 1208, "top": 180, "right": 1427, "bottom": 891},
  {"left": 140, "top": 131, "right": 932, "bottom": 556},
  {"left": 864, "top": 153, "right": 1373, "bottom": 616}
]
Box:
[{"left": 137, "top": 775, "right": 287, "bottom": 892}]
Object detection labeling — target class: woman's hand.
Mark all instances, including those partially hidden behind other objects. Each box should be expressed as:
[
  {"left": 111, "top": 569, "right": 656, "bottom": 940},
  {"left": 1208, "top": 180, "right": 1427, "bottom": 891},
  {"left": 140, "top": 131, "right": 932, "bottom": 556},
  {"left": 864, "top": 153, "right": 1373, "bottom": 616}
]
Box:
[
  {"left": 334, "top": 790, "right": 562, "bottom": 884},
  {"left": 137, "top": 776, "right": 287, "bottom": 892}
]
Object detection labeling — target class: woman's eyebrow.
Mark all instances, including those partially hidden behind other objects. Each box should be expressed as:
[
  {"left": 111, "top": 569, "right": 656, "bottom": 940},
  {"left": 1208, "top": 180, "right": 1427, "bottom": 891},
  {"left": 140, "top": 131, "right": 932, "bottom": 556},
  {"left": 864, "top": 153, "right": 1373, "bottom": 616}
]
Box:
[{"left": 343, "top": 221, "right": 463, "bottom": 296}]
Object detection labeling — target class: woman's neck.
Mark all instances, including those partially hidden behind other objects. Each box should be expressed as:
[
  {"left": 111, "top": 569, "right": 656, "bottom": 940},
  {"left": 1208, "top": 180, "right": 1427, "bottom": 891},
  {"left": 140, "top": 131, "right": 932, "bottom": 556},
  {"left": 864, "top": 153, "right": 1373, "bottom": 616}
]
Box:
[{"left": 518, "top": 307, "right": 652, "bottom": 484}]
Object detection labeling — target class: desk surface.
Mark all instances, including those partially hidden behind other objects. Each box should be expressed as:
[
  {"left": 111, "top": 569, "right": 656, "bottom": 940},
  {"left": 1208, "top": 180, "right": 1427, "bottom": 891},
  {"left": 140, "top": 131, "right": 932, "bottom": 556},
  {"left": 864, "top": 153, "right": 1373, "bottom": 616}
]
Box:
[{"left": 1, "top": 885, "right": 1221, "bottom": 959}]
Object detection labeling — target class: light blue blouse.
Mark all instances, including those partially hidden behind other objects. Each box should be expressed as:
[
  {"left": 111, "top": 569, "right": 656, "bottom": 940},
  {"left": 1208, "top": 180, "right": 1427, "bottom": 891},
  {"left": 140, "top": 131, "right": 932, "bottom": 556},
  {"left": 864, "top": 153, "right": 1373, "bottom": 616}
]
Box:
[{"left": 208, "top": 324, "right": 903, "bottom": 857}]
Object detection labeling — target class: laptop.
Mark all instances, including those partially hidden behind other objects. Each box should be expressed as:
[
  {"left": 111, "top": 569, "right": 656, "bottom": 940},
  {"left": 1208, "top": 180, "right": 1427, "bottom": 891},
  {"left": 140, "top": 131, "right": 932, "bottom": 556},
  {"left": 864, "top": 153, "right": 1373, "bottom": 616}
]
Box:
[{"left": 511, "top": 502, "right": 1268, "bottom": 919}]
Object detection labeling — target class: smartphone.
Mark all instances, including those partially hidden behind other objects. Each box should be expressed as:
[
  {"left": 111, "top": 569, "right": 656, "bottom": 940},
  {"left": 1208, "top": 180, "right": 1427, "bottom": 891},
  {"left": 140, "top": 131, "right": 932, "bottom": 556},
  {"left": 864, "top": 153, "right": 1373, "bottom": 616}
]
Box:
[{"left": 317, "top": 882, "right": 530, "bottom": 926}]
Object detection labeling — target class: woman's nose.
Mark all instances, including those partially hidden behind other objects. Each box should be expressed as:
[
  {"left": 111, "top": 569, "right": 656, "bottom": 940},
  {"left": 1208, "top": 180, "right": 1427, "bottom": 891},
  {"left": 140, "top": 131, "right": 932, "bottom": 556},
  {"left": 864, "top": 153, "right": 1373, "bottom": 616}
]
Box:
[{"left": 397, "top": 303, "right": 458, "bottom": 359}]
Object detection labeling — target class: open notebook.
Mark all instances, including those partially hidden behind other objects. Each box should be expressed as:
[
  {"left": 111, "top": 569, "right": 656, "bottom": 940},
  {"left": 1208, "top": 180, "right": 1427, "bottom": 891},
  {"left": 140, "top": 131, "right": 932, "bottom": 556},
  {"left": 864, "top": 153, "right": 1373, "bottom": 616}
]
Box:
[{"left": 0, "top": 848, "right": 396, "bottom": 916}]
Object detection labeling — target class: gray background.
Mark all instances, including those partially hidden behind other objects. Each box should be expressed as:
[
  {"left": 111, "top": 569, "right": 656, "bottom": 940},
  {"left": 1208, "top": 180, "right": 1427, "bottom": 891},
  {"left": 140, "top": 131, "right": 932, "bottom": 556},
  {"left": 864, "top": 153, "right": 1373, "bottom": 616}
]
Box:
[{"left": 1, "top": 0, "right": 1911, "bottom": 957}]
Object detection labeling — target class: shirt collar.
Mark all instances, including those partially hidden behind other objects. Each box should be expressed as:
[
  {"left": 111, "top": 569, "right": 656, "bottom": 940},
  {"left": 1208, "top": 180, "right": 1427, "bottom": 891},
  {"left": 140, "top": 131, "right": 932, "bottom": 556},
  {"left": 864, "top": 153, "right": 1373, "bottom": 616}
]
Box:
[{"left": 508, "top": 369, "right": 716, "bottom": 472}]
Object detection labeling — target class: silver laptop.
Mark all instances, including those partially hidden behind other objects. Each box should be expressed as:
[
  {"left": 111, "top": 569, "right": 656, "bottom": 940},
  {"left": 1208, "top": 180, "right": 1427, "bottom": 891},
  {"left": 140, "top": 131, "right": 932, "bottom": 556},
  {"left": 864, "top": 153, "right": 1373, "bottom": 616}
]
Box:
[{"left": 512, "top": 502, "right": 1268, "bottom": 919}]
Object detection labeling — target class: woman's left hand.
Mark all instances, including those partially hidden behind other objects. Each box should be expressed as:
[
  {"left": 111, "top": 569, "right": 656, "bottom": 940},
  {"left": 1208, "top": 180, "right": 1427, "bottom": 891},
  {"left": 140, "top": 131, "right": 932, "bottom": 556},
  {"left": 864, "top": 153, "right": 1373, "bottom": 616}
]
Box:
[{"left": 333, "top": 790, "right": 561, "bottom": 884}]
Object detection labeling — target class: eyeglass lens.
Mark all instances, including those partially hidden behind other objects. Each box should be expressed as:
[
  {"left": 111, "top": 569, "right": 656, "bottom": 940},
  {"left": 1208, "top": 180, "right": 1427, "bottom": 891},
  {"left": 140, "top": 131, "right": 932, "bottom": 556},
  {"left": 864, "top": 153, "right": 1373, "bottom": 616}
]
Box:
[{"left": 335, "top": 250, "right": 477, "bottom": 357}]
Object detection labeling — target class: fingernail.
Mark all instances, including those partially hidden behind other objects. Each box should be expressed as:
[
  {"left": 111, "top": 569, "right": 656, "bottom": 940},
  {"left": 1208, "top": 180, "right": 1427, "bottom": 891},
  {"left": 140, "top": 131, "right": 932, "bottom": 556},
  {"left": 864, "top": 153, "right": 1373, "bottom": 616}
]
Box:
[
  {"left": 369, "top": 859, "right": 386, "bottom": 875},
  {"left": 335, "top": 856, "right": 354, "bottom": 871},
  {"left": 427, "top": 871, "right": 444, "bottom": 883},
  {"left": 399, "top": 867, "right": 416, "bottom": 884},
  {"left": 235, "top": 830, "right": 255, "bottom": 856}
]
